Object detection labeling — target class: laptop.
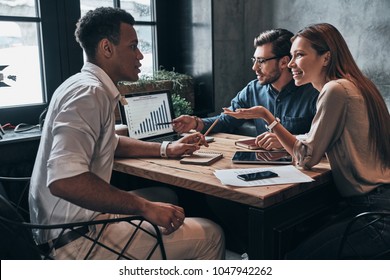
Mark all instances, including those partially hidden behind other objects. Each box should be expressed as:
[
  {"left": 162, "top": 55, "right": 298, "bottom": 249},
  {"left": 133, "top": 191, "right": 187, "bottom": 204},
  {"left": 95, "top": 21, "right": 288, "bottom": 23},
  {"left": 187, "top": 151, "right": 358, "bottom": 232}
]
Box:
[{"left": 118, "top": 90, "right": 183, "bottom": 143}]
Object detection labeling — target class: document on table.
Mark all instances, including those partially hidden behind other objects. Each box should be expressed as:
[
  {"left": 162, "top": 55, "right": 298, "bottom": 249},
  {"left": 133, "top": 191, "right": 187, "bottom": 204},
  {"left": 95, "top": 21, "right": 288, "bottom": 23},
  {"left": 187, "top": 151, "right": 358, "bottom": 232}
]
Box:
[{"left": 214, "top": 165, "right": 314, "bottom": 187}]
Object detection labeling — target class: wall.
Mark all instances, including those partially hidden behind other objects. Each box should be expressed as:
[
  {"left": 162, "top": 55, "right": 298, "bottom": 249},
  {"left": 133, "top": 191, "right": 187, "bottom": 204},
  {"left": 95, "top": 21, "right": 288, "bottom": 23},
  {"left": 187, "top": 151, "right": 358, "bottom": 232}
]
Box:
[
  {"left": 212, "top": 0, "right": 248, "bottom": 114},
  {"left": 212, "top": 0, "right": 390, "bottom": 114},
  {"left": 157, "top": 0, "right": 214, "bottom": 116}
]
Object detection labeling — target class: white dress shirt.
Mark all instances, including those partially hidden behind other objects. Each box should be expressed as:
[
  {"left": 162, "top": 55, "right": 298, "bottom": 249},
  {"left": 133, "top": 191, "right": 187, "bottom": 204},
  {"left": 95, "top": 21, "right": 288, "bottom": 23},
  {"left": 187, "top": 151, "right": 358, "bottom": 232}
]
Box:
[{"left": 29, "top": 62, "right": 120, "bottom": 243}]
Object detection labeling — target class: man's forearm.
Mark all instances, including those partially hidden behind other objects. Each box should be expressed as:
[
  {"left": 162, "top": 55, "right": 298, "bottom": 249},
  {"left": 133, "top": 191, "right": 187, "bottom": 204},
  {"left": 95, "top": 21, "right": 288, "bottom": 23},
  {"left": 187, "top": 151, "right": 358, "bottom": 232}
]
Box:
[
  {"left": 115, "top": 135, "right": 161, "bottom": 158},
  {"left": 49, "top": 172, "right": 147, "bottom": 215}
]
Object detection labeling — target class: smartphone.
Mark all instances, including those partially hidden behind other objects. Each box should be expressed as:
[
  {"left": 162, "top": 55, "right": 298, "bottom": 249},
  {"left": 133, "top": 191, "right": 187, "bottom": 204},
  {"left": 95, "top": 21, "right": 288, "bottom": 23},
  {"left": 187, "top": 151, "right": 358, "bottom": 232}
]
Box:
[{"left": 237, "top": 171, "right": 278, "bottom": 181}]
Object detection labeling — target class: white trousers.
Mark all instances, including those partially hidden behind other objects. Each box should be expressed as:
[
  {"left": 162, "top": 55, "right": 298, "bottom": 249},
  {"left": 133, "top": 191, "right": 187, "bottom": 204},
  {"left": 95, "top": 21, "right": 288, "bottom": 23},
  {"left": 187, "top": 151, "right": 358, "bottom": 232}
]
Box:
[{"left": 54, "top": 187, "right": 225, "bottom": 260}]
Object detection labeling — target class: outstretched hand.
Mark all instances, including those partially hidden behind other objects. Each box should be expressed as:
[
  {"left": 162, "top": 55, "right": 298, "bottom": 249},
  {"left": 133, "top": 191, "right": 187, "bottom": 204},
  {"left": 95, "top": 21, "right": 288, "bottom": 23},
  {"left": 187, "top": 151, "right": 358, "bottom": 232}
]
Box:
[{"left": 223, "top": 106, "right": 267, "bottom": 119}]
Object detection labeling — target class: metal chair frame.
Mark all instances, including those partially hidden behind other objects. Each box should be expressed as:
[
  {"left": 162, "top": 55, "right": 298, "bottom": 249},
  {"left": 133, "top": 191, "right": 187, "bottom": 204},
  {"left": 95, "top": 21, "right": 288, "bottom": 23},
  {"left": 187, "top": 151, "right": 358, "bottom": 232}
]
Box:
[
  {"left": 0, "top": 176, "right": 167, "bottom": 260},
  {"left": 337, "top": 211, "right": 390, "bottom": 259}
]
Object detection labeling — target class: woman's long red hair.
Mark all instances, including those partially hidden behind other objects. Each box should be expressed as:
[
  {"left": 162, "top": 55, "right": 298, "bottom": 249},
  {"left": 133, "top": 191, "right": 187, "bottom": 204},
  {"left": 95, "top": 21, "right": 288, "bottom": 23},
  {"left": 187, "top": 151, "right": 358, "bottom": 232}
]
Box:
[{"left": 292, "top": 23, "right": 390, "bottom": 168}]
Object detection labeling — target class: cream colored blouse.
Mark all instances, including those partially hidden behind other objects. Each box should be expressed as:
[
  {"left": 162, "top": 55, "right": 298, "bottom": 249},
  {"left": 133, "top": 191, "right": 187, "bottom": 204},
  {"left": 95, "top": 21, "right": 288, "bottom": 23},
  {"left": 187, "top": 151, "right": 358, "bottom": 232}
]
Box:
[{"left": 293, "top": 79, "right": 390, "bottom": 197}]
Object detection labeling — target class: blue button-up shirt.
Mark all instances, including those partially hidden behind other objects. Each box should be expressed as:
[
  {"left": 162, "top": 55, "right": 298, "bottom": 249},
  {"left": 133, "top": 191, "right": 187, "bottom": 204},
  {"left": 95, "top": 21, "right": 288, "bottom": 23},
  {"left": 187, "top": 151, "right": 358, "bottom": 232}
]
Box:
[{"left": 202, "top": 79, "right": 319, "bottom": 136}]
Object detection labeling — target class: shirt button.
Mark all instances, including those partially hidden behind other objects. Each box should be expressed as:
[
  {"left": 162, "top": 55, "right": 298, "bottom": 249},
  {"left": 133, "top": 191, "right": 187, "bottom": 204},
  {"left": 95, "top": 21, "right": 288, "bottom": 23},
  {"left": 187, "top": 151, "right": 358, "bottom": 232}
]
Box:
[{"left": 277, "top": 99, "right": 280, "bottom": 102}]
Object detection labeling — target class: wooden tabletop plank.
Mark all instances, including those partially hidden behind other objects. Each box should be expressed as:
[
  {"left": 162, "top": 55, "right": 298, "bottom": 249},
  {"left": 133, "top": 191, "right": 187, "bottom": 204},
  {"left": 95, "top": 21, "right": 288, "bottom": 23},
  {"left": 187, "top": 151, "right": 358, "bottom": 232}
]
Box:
[{"left": 113, "top": 133, "right": 332, "bottom": 208}]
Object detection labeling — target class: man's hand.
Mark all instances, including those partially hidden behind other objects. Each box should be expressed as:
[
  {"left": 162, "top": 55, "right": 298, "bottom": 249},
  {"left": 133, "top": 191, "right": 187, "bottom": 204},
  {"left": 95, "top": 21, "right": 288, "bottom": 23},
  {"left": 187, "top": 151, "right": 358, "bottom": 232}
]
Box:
[
  {"left": 142, "top": 201, "right": 186, "bottom": 235},
  {"left": 173, "top": 115, "right": 200, "bottom": 134},
  {"left": 255, "top": 132, "right": 284, "bottom": 150},
  {"left": 167, "top": 132, "right": 208, "bottom": 157}
]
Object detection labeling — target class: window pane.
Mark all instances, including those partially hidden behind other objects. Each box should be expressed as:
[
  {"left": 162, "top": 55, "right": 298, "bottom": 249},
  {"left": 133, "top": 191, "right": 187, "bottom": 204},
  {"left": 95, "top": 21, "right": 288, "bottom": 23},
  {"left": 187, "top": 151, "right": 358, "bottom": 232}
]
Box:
[
  {"left": 80, "top": 0, "right": 113, "bottom": 16},
  {"left": 121, "top": 0, "right": 152, "bottom": 21},
  {"left": 79, "top": 1, "right": 155, "bottom": 76},
  {"left": 0, "top": 0, "right": 37, "bottom": 17},
  {"left": 0, "top": 21, "right": 43, "bottom": 107},
  {"left": 135, "top": 25, "right": 154, "bottom": 76}
]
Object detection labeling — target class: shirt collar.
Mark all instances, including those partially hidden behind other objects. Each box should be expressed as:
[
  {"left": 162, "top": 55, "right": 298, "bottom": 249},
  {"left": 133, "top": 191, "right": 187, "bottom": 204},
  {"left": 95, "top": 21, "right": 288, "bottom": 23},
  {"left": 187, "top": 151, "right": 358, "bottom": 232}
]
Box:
[
  {"left": 281, "top": 79, "right": 297, "bottom": 93},
  {"left": 267, "top": 79, "right": 297, "bottom": 96},
  {"left": 81, "top": 62, "right": 121, "bottom": 101}
]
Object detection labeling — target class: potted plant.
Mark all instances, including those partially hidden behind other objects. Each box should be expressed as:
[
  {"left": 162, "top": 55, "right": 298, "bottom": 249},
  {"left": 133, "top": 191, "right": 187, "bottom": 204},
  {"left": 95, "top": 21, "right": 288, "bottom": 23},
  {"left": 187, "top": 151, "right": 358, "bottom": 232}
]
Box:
[
  {"left": 171, "top": 91, "right": 193, "bottom": 117},
  {"left": 117, "top": 68, "right": 194, "bottom": 117}
]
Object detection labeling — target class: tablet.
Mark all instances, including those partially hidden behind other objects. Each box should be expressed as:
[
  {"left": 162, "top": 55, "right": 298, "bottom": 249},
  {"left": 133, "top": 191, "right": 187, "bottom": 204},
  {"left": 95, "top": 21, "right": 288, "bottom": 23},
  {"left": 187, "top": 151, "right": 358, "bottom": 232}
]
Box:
[{"left": 232, "top": 150, "right": 293, "bottom": 164}]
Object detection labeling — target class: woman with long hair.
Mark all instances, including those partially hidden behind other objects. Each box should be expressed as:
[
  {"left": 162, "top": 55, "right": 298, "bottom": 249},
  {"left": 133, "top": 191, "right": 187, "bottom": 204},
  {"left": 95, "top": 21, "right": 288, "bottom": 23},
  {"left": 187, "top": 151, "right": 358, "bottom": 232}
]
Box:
[{"left": 224, "top": 23, "right": 390, "bottom": 259}]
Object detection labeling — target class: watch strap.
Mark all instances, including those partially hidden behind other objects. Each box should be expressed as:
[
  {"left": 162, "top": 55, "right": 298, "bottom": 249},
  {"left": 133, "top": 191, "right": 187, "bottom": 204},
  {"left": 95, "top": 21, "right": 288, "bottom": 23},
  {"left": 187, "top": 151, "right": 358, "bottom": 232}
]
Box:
[
  {"left": 266, "top": 117, "right": 280, "bottom": 132},
  {"left": 160, "top": 141, "right": 171, "bottom": 158}
]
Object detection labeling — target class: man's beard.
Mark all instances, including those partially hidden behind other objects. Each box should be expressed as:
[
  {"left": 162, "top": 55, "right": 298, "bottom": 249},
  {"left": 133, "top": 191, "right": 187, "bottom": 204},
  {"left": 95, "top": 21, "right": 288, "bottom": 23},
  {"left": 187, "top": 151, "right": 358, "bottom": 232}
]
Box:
[{"left": 258, "top": 68, "right": 281, "bottom": 85}]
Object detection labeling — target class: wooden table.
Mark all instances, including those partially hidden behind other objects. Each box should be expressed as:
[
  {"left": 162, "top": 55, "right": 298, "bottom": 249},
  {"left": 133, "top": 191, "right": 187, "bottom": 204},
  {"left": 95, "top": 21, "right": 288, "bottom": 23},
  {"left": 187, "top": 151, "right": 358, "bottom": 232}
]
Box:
[{"left": 113, "top": 133, "right": 339, "bottom": 259}]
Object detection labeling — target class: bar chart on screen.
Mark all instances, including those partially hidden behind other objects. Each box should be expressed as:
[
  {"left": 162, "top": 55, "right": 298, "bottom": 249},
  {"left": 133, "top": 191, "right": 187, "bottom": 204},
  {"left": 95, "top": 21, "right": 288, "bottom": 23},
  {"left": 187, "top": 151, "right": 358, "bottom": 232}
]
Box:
[{"left": 123, "top": 93, "right": 174, "bottom": 139}]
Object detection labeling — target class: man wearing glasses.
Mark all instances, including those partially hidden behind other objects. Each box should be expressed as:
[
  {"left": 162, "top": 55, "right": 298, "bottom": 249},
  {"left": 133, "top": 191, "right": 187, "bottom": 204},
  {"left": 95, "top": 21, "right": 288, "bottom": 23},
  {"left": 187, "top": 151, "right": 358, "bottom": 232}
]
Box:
[{"left": 173, "top": 29, "right": 319, "bottom": 150}]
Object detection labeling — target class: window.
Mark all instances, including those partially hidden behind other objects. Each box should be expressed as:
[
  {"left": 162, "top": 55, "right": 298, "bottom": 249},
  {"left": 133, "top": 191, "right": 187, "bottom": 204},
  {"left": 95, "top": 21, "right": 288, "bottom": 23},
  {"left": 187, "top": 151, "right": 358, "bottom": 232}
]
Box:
[
  {"left": 0, "top": 0, "right": 43, "bottom": 108},
  {"left": 80, "top": 0, "right": 157, "bottom": 75},
  {"left": 0, "top": 0, "right": 157, "bottom": 126},
  {"left": 0, "top": 0, "right": 83, "bottom": 125}
]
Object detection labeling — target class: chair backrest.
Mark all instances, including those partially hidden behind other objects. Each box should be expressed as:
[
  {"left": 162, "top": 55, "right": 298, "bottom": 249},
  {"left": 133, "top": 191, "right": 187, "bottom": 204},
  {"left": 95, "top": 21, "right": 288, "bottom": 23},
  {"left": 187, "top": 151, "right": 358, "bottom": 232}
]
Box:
[
  {"left": 0, "top": 176, "right": 31, "bottom": 221},
  {"left": 0, "top": 193, "right": 41, "bottom": 259},
  {"left": 0, "top": 176, "right": 167, "bottom": 260},
  {"left": 337, "top": 211, "right": 390, "bottom": 259}
]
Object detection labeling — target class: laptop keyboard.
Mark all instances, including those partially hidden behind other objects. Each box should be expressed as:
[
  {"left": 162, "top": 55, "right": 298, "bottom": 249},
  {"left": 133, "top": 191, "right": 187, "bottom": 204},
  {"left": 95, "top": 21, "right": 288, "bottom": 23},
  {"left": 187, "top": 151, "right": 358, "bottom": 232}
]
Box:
[{"left": 148, "top": 134, "right": 182, "bottom": 143}]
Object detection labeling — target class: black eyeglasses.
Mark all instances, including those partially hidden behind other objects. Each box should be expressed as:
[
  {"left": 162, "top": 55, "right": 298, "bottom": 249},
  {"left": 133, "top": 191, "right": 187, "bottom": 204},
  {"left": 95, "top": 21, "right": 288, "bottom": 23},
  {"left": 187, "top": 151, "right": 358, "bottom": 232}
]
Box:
[{"left": 251, "top": 56, "right": 281, "bottom": 66}]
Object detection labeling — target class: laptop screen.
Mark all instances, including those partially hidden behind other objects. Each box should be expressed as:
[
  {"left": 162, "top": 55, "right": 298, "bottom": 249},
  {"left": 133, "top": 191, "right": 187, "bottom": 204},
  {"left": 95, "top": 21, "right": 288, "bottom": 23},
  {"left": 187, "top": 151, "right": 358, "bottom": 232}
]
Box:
[{"left": 119, "top": 90, "right": 176, "bottom": 140}]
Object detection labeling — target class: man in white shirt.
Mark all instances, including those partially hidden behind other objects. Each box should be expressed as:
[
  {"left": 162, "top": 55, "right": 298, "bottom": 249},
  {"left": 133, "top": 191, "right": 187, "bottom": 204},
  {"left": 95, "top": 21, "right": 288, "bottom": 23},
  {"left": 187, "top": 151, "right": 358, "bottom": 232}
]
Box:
[{"left": 29, "top": 7, "right": 224, "bottom": 260}]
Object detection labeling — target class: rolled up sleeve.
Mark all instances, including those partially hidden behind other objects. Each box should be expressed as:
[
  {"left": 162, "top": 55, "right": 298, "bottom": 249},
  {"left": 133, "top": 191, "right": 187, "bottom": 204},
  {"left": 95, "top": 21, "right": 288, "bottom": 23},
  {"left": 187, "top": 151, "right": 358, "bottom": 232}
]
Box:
[
  {"left": 46, "top": 91, "right": 111, "bottom": 186},
  {"left": 47, "top": 126, "right": 96, "bottom": 186}
]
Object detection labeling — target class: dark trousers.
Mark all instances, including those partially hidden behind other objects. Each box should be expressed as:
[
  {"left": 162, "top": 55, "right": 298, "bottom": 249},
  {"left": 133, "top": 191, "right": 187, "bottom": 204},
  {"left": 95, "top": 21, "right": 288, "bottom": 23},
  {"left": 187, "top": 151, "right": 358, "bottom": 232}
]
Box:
[{"left": 285, "top": 184, "right": 390, "bottom": 259}]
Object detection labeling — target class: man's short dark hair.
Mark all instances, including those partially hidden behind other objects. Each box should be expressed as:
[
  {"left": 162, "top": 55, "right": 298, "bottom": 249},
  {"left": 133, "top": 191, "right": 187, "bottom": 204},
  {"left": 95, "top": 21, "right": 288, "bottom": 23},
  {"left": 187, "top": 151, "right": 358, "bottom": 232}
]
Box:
[
  {"left": 75, "top": 7, "right": 135, "bottom": 59},
  {"left": 254, "top": 28, "right": 293, "bottom": 58}
]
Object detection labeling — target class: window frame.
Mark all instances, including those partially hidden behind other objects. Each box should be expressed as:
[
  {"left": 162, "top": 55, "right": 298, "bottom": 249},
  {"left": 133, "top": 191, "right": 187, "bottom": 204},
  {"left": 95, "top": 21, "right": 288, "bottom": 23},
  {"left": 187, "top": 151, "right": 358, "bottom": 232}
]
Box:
[
  {"left": 0, "top": 0, "right": 159, "bottom": 126},
  {"left": 93, "top": 0, "right": 158, "bottom": 73},
  {"left": 0, "top": 13, "right": 45, "bottom": 125},
  {"left": 1, "top": 0, "right": 82, "bottom": 125}
]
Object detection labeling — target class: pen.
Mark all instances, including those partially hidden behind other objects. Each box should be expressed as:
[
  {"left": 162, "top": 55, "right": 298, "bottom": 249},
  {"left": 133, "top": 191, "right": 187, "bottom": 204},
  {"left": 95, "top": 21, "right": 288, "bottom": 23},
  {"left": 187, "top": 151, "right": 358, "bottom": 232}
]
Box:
[
  {"left": 203, "top": 118, "right": 219, "bottom": 137},
  {"left": 156, "top": 122, "right": 174, "bottom": 125},
  {"left": 197, "top": 118, "right": 219, "bottom": 145}
]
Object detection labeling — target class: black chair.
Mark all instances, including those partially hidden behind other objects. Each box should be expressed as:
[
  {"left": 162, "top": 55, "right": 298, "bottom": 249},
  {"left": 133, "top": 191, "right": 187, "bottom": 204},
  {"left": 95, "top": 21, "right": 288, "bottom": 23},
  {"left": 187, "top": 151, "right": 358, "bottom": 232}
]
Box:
[
  {"left": 337, "top": 211, "right": 390, "bottom": 259},
  {"left": 0, "top": 176, "right": 167, "bottom": 260},
  {"left": 0, "top": 175, "right": 31, "bottom": 221}
]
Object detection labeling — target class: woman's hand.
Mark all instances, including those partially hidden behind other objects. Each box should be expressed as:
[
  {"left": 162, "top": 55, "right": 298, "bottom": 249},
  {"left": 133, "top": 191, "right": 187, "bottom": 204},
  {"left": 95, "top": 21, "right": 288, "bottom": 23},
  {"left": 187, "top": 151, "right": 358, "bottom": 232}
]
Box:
[
  {"left": 223, "top": 106, "right": 268, "bottom": 119},
  {"left": 256, "top": 132, "right": 284, "bottom": 150}
]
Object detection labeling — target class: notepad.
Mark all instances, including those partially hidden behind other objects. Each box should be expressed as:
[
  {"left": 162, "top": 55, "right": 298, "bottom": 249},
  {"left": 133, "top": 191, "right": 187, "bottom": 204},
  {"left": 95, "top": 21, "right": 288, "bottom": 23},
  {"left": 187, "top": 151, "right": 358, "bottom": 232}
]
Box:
[{"left": 180, "top": 151, "right": 223, "bottom": 165}]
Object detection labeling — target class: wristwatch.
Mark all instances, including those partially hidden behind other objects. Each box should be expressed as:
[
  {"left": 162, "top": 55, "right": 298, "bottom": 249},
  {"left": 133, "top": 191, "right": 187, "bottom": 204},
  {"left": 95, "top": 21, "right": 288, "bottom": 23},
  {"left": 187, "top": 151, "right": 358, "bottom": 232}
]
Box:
[
  {"left": 265, "top": 117, "right": 280, "bottom": 132},
  {"left": 193, "top": 116, "right": 201, "bottom": 131},
  {"left": 160, "top": 141, "right": 171, "bottom": 158}
]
